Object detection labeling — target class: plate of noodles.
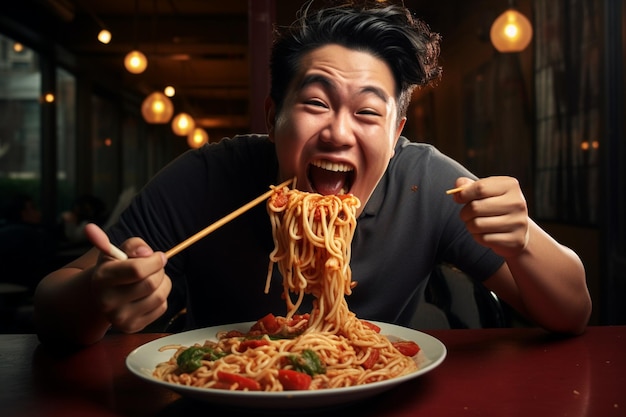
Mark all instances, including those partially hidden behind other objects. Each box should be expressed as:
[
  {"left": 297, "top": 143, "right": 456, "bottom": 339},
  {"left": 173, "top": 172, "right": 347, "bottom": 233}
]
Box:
[
  {"left": 126, "top": 320, "right": 446, "bottom": 409},
  {"left": 128, "top": 188, "right": 445, "bottom": 409}
]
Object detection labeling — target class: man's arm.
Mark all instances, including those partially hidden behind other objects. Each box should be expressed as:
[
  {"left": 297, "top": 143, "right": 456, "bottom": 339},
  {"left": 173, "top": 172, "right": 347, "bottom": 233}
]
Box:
[
  {"left": 484, "top": 220, "right": 591, "bottom": 334},
  {"left": 453, "top": 176, "right": 591, "bottom": 334},
  {"left": 34, "top": 249, "right": 113, "bottom": 346},
  {"left": 34, "top": 225, "right": 171, "bottom": 347}
]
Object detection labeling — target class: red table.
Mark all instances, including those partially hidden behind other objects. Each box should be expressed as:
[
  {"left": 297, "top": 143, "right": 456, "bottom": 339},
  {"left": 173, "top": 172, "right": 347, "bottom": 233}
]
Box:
[{"left": 1, "top": 326, "right": 624, "bottom": 417}]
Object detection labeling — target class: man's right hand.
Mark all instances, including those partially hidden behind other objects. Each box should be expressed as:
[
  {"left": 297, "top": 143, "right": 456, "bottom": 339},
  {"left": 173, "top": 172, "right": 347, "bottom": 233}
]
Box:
[{"left": 85, "top": 223, "right": 172, "bottom": 334}]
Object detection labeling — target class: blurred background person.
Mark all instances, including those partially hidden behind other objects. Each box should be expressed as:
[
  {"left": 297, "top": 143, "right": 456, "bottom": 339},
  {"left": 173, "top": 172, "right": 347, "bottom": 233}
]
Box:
[{"left": 59, "top": 194, "right": 107, "bottom": 244}]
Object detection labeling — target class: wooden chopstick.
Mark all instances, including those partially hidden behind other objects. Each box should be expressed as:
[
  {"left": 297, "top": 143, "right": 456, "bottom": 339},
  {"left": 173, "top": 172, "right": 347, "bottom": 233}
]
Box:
[
  {"left": 445, "top": 186, "right": 465, "bottom": 195},
  {"left": 165, "top": 178, "right": 294, "bottom": 259}
]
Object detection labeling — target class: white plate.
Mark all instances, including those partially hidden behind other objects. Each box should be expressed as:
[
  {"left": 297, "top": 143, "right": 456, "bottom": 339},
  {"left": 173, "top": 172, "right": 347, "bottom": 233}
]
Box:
[{"left": 126, "top": 321, "right": 446, "bottom": 409}]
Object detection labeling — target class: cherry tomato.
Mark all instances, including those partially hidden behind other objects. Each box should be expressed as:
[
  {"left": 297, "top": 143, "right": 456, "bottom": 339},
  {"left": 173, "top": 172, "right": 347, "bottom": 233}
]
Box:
[
  {"left": 278, "top": 369, "right": 312, "bottom": 390},
  {"left": 223, "top": 330, "right": 245, "bottom": 338},
  {"left": 392, "top": 341, "right": 421, "bottom": 357},
  {"left": 250, "top": 313, "right": 281, "bottom": 334},
  {"left": 217, "top": 371, "right": 261, "bottom": 391},
  {"left": 237, "top": 339, "right": 270, "bottom": 352},
  {"left": 361, "top": 348, "right": 380, "bottom": 369},
  {"left": 360, "top": 320, "right": 381, "bottom": 333}
]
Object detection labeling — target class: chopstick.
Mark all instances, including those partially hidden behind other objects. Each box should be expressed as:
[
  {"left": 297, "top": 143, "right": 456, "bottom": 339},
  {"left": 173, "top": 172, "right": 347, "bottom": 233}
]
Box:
[
  {"left": 84, "top": 222, "right": 129, "bottom": 261},
  {"left": 445, "top": 186, "right": 465, "bottom": 195},
  {"left": 165, "top": 178, "right": 294, "bottom": 259},
  {"left": 108, "top": 244, "right": 129, "bottom": 261}
]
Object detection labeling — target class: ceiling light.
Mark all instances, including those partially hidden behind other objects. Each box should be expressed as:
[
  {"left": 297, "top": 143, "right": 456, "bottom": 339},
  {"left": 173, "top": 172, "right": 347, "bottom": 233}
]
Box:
[
  {"left": 490, "top": 8, "right": 533, "bottom": 53},
  {"left": 97, "top": 29, "right": 111, "bottom": 44},
  {"left": 171, "top": 112, "right": 195, "bottom": 136},
  {"left": 141, "top": 92, "right": 174, "bottom": 124},
  {"left": 187, "top": 128, "right": 209, "bottom": 148},
  {"left": 124, "top": 50, "right": 148, "bottom": 74},
  {"left": 164, "top": 86, "right": 176, "bottom": 97}
]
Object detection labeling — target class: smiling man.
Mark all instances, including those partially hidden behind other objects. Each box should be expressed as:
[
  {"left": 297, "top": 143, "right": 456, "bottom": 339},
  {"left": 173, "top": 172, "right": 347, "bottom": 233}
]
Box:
[
  {"left": 269, "top": 44, "right": 404, "bottom": 211},
  {"left": 34, "top": 1, "right": 591, "bottom": 348}
]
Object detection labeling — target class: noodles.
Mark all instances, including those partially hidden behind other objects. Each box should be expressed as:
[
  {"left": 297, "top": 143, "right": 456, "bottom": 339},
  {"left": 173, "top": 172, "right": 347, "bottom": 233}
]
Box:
[
  {"left": 265, "top": 185, "right": 359, "bottom": 331},
  {"left": 153, "top": 184, "right": 420, "bottom": 391}
]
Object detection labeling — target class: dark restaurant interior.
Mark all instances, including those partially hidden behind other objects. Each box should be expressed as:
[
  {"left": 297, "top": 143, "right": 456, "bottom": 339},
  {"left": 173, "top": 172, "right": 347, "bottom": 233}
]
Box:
[{"left": 0, "top": 0, "right": 624, "bottom": 334}]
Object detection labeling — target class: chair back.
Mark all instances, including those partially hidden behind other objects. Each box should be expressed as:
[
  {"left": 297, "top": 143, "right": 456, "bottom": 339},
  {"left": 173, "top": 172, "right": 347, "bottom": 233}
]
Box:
[{"left": 410, "top": 263, "right": 508, "bottom": 329}]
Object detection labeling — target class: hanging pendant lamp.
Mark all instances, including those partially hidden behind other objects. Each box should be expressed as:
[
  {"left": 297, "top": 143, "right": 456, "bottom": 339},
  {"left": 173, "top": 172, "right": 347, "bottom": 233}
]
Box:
[
  {"left": 171, "top": 112, "right": 195, "bottom": 136},
  {"left": 124, "top": 50, "right": 148, "bottom": 74},
  {"left": 187, "top": 127, "right": 209, "bottom": 148},
  {"left": 97, "top": 29, "right": 111, "bottom": 44},
  {"left": 124, "top": 0, "right": 148, "bottom": 73},
  {"left": 490, "top": 8, "right": 533, "bottom": 53},
  {"left": 141, "top": 91, "right": 174, "bottom": 124}
]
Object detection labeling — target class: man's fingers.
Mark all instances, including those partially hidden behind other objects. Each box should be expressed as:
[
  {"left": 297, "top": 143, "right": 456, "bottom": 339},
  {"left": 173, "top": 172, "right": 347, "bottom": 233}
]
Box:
[{"left": 85, "top": 223, "right": 128, "bottom": 260}]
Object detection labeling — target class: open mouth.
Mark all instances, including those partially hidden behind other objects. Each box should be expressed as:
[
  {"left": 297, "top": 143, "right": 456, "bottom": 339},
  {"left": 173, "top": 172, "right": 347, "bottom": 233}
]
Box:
[{"left": 308, "top": 159, "right": 354, "bottom": 195}]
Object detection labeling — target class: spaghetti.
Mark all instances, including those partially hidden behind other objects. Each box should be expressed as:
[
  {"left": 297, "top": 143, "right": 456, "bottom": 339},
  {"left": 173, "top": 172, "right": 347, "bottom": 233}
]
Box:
[{"left": 153, "top": 184, "right": 420, "bottom": 391}]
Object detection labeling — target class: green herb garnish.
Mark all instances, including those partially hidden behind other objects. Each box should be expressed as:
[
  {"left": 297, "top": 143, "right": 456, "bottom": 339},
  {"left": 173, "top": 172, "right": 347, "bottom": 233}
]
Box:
[
  {"left": 287, "top": 349, "right": 326, "bottom": 376},
  {"left": 176, "top": 346, "right": 228, "bottom": 373}
]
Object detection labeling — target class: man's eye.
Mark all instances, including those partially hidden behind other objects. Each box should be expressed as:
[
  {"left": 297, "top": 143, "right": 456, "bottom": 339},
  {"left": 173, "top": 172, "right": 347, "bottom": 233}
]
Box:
[
  {"left": 305, "top": 99, "right": 327, "bottom": 108},
  {"left": 357, "top": 109, "right": 381, "bottom": 116}
]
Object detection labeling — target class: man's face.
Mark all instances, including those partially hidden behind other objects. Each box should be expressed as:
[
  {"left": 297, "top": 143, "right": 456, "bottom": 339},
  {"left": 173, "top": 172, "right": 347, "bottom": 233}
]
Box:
[{"left": 266, "top": 44, "right": 405, "bottom": 215}]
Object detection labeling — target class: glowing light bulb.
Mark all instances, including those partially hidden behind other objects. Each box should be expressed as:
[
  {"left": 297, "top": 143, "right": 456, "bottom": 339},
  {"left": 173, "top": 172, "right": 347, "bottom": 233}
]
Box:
[
  {"left": 171, "top": 112, "right": 195, "bottom": 136},
  {"left": 164, "top": 86, "right": 176, "bottom": 97},
  {"left": 124, "top": 50, "right": 148, "bottom": 74},
  {"left": 187, "top": 128, "right": 209, "bottom": 148},
  {"left": 141, "top": 92, "right": 174, "bottom": 124},
  {"left": 490, "top": 9, "right": 533, "bottom": 53},
  {"left": 98, "top": 29, "right": 111, "bottom": 44}
]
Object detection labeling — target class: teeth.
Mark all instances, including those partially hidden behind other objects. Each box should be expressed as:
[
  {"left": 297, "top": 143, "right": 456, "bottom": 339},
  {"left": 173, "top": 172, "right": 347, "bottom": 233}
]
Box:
[{"left": 312, "top": 160, "right": 353, "bottom": 172}]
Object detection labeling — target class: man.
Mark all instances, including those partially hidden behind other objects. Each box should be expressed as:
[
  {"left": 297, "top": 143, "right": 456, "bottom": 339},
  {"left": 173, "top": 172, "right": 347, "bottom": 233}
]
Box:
[{"left": 34, "top": 1, "right": 591, "bottom": 347}]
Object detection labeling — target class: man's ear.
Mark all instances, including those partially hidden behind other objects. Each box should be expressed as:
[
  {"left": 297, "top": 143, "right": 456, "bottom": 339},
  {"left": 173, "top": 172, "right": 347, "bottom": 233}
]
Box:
[{"left": 264, "top": 96, "right": 276, "bottom": 141}]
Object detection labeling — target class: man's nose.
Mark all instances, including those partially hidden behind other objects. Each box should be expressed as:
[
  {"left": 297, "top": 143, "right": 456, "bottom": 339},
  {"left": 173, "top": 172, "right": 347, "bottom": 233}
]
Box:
[{"left": 320, "top": 110, "right": 356, "bottom": 148}]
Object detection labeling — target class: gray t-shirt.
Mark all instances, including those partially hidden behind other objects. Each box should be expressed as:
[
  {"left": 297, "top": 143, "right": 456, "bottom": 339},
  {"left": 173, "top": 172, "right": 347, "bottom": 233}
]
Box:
[{"left": 108, "top": 135, "right": 503, "bottom": 330}]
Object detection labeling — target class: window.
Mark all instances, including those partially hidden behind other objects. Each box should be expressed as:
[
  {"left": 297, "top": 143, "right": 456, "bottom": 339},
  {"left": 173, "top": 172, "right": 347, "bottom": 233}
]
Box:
[
  {"left": 533, "top": 0, "right": 601, "bottom": 224},
  {"left": 0, "top": 34, "right": 41, "bottom": 213},
  {"left": 56, "top": 67, "right": 76, "bottom": 213}
]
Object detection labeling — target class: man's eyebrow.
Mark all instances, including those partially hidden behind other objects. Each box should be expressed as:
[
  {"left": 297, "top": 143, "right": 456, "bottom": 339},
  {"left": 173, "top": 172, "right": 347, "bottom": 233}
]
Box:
[
  {"left": 298, "top": 74, "right": 333, "bottom": 91},
  {"left": 360, "top": 85, "right": 389, "bottom": 103},
  {"left": 298, "top": 74, "right": 389, "bottom": 103}
]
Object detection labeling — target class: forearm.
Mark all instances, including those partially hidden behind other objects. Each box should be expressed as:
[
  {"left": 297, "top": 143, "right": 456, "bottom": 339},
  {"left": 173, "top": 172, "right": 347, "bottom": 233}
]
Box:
[
  {"left": 504, "top": 221, "right": 591, "bottom": 334},
  {"left": 34, "top": 267, "right": 111, "bottom": 347}
]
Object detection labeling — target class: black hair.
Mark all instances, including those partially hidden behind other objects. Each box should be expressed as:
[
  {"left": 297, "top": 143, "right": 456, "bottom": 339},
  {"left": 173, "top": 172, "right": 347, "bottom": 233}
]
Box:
[{"left": 269, "top": 0, "right": 442, "bottom": 120}]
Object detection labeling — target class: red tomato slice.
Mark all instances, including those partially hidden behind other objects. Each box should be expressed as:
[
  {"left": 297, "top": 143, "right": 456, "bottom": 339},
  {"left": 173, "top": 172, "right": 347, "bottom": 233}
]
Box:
[
  {"left": 392, "top": 341, "right": 421, "bottom": 357},
  {"left": 361, "top": 348, "right": 380, "bottom": 369},
  {"left": 250, "top": 313, "right": 281, "bottom": 334},
  {"left": 278, "top": 369, "right": 312, "bottom": 391},
  {"left": 216, "top": 371, "right": 261, "bottom": 391},
  {"left": 360, "top": 320, "right": 381, "bottom": 333},
  {"left": 237, "top": 339, "right": 270, "bottom": 352},
  {"left": 223, "top": 330, "right": 245, "bottom": 338}
]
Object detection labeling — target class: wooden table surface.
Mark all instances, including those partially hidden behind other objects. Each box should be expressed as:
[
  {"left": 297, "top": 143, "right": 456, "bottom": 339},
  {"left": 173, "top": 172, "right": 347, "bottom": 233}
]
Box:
[{"left": 2, "top": 326, "right": 625, "bottom": 417}]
